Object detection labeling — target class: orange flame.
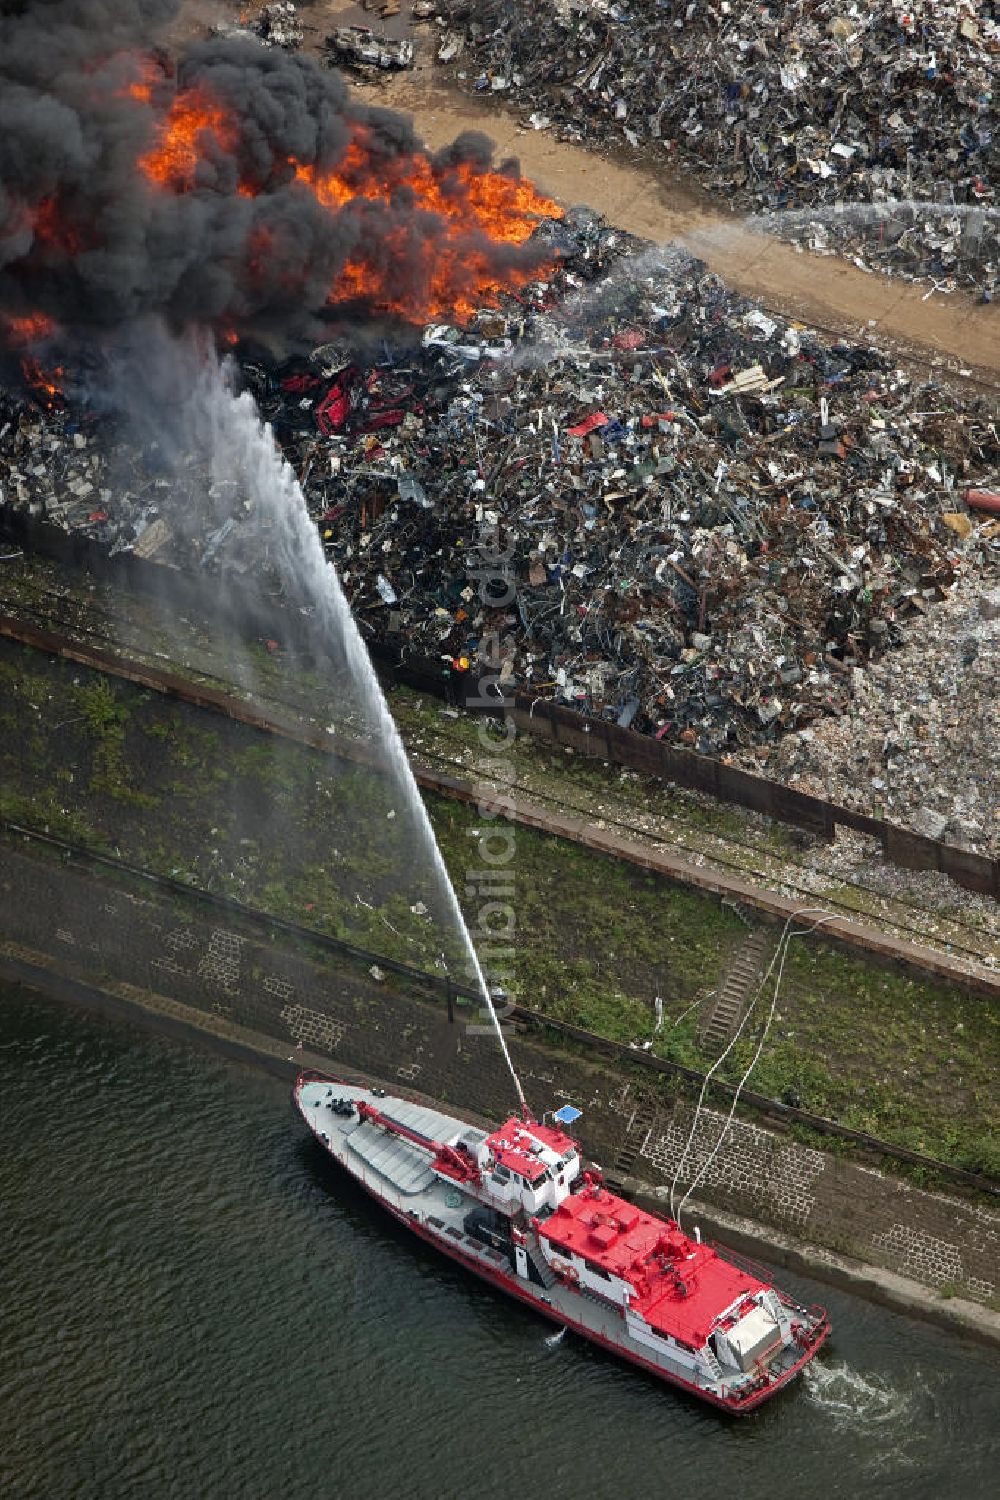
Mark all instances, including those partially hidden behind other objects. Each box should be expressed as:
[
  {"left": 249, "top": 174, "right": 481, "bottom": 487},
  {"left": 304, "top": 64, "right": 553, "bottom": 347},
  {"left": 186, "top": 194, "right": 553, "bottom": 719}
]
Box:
[
  {"left": 32, "top": 198, "right": 85, "bottom": 256},
  {"left": 13, "top": 66, "right": 565, "bottom": 337},
  {"left": 6, "top": 312, "right": 58, "bottom": 345},
  {"left": 133, "top": 73, "right": 561, "bottom": 322},
  {"left": 21, "top": 356, "right": 66, "bottom": 408},
  {"left": 297, "top": 135, "right": 562, "bottom": 321},
  {"left": 138, "top": 88, "right": 238, "bottom": 189},
  {"left": 122, "top": 53, "right": 164, "bottom": 105}
]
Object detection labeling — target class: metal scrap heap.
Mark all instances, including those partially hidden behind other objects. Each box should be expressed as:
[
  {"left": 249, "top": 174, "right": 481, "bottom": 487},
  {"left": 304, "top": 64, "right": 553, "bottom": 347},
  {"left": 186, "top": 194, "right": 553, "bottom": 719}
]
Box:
[
  {"left": 434, "top": 0, "right": 999, "bottom": 293},
  {"left": 2, "top": 213, "right": 995, "bottom": 804}
]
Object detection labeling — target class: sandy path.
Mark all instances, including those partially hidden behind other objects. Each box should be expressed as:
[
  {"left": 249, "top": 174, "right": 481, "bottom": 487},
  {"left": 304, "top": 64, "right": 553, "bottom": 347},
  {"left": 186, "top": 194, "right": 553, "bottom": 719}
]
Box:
[
  {"left": 352, "top": 68, "right": 998, "bottom": 385},
  {"left": 170, "top": 4, "right": 997, "bottom": 384}
]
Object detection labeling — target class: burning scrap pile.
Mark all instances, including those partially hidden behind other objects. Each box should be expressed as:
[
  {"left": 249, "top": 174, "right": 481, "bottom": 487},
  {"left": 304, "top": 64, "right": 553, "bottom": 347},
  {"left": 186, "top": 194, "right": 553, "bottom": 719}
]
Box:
[
  {"left": 4, "top": 215, "right": 998, "bottom": 771},
  {"left": 1, "top": 2, "right": 999, "bottom": 851},
  {"left": 435, "top": 0, "right": 999, "bottom": 294},
  {"left": 0, "top": 1, "right": 558, "bottom": 348}
]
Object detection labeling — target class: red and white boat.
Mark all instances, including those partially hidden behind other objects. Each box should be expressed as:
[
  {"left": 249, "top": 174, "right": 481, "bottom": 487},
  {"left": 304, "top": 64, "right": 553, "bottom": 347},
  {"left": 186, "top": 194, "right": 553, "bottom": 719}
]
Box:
[{"left": 294, "top": 1072, "right": 830, "bottom": 1412}]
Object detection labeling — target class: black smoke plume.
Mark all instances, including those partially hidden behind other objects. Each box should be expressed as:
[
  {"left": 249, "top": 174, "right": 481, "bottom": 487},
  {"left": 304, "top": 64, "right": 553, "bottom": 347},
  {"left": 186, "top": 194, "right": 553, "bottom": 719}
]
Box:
[{"left": 0, "top": 0, "right": 551, "bottom": 350}]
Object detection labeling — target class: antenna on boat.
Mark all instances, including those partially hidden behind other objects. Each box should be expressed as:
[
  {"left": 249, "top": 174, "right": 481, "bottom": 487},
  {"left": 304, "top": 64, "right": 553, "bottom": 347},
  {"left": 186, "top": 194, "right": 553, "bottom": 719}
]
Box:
[{"left": 483, "top": 984, "right": 531, "bottom": 1120}]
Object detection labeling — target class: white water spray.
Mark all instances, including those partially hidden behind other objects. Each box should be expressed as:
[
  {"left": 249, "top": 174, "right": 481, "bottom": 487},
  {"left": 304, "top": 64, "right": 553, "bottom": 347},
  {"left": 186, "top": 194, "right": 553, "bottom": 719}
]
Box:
[
  {"left": 745, "top": 198, "right": 1000, "bottom": 237},
  {"left": 803, "top": 1359, "right": 914, "bottom": 1429},
  {"left": 187, "top": 347, "right": 528, "bottom": 1115},
  {"left": 682, "top": 198, "right": 999, "bottom": 290}
]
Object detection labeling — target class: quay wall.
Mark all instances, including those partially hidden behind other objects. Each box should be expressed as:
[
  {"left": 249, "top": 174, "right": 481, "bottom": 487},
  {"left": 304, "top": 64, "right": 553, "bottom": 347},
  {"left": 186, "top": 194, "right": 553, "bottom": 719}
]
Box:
[{"left": 1, "top": 834, "right": 997, "bottom": 1327}]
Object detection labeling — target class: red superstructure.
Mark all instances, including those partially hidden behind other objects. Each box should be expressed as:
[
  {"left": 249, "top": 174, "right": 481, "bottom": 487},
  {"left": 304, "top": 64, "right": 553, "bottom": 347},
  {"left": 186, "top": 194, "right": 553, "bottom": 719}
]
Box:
[
  {"left": 538, "top": 1178, "right": 768, "bottom": 1350},
  {"left": 296, "top": 1073, "right": 830, "bottom": 1412},
  {"left": 484, "top": 1116, "right": 578, "bottom": 1184}
]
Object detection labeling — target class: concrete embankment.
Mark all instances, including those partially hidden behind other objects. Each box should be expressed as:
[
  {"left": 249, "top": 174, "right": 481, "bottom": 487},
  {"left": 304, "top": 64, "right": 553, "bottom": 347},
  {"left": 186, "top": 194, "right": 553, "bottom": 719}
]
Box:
[
  {"left": 2, "top": 608, "right": 996, "bottom": 1000},
  {"left": 2, "top": 833, "right": 997, "bottom": 1341}
]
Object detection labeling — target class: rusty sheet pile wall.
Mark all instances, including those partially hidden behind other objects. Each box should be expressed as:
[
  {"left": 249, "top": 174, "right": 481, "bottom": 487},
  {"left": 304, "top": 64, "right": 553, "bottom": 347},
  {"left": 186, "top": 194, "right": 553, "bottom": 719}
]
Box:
[
  {"left": 508, "top": 695, "right": 1000, "bottom": 899},
  {"left": 1, "top": 509, "right": 997, "bottom": 900}
]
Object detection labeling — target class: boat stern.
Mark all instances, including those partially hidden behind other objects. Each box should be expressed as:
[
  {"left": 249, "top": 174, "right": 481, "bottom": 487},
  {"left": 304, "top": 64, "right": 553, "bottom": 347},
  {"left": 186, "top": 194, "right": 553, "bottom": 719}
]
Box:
[{"left": 709, "top": 1297, "right": 831, "bottom": 1412}]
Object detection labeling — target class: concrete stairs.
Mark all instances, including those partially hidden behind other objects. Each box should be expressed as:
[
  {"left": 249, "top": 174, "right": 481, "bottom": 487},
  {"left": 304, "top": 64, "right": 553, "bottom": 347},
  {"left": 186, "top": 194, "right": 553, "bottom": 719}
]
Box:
[
  {"left": 699, "top": 926, "right": 775, "bottom": 1051},
  {"left": 605, "top": 1095, "right": 657, "bottom": 1193}
]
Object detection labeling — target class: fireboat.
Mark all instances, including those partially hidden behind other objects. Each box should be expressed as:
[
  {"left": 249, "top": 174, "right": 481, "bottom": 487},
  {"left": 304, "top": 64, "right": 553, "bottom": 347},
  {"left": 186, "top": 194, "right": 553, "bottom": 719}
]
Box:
[{"left": 294, "top": 1074, "right": 830, "bottom": 1412}]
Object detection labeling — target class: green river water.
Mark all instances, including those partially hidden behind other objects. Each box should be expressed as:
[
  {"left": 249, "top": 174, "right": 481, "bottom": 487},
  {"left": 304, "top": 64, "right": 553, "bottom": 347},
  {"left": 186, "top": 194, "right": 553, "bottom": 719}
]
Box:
[{"left": 1, "top": 982, "right": 997, "bottom": 1499}]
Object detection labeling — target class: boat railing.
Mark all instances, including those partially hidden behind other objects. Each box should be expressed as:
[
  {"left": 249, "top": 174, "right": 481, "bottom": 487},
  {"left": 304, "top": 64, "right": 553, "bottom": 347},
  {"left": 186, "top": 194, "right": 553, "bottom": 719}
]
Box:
[
  {"left": 711, "top": 1242, "right": 828, "bottom": 1326},
  {"left": 296, "top": 1066, "right": 349, "bottom": 1087},
  {"left": 709, "top": 1240, "right": 777, "bottom": 1283},
  {"left": 294, "top": 1068, "right": 426, "bottom": 1108}
]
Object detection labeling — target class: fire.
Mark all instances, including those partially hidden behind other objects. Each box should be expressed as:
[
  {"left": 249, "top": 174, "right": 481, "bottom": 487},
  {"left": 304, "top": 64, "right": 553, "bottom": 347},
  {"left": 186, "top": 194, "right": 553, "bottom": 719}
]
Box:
[
  {"left": 32, "top": 198, "right": 85, "bottom": 256},
  {"left": 293, "top": 140, "right": 372, "bottom": 212},
  {"left": 297, "top": 140, "right": 560, "bottom": 238},
  {"left": 21, "top": 356, "right": 66, "bottom": 409},
  {"left": 5, "top": 57, "right": 564, "bottom": 348},
  {"left": 295, "top": 135, "right": 562, "bottom": 321},
  {"left": 135, "top": 76, "right": 562, "bottom": 322},
  {"left": 138, "top": 88, "right": 238, "bottom": 189},
  {"left": 123, "top": 53, "right": 164, "bottom": 106},
  {"left": 331, "top": 244, "right": 538, "bottom": 324},
  {"left": 5, "top": 313, "right": 57, "bottom": 346}
]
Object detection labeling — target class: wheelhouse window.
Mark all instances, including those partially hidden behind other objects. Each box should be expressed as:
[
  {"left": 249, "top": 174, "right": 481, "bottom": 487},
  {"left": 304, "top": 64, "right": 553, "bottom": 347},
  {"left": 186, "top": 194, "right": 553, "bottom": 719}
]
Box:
[{"left": 584, "top": 1259, "right": 611, "bottom": 1281}]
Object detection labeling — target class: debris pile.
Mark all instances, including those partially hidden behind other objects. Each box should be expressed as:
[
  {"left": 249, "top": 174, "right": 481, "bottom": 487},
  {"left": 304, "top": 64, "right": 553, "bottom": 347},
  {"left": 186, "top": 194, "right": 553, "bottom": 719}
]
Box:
[
  {"left": 212, "top": 8, "right": 413, "bottom": 70},
  {"left": 1, "top": 213, "right": 997, "bottom": 848},
  {"left": 435, "top": 0, "right": 999, "bottom": 293},
  {"left": 256, "top": 3, "right": 304, "bottom": 51},
  {"left": 755, "top": 545, "right": 1000, "bottom": 851},
  {"left": 327, "top": 25, "right": 415, "bottom": 72}
]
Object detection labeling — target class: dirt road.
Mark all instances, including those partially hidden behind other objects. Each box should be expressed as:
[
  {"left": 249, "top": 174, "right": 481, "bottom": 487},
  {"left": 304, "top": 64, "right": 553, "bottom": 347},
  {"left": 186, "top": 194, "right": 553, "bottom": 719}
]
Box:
[
  {"left": 171, "top": 4, "right": 997, "bottom": 384},
  {"left": 353, "top": 67, "right": 998, "bottom": 385}
]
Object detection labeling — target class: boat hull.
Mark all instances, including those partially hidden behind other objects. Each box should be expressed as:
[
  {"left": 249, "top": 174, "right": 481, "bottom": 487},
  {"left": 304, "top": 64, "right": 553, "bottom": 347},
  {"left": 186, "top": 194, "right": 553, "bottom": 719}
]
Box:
[{"left": 295, "top": 1073, "right": 830, "bottom": 1413}]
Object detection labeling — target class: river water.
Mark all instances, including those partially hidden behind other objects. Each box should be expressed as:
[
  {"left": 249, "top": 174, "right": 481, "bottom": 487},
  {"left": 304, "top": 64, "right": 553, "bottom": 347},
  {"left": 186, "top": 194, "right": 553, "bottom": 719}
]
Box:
[{"left": 1, "top": 982, "right": 997, "bottom": 1500}]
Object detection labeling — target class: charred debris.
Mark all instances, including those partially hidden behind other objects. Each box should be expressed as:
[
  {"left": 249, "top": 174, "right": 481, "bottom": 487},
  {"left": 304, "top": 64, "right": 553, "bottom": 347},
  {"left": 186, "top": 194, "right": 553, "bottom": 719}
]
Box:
[
  {"left": 1, "top": 210, "right": 998, "bottom": 845},
  {"left": 432, "top": 0, "right": 999, "bottom": 296}
]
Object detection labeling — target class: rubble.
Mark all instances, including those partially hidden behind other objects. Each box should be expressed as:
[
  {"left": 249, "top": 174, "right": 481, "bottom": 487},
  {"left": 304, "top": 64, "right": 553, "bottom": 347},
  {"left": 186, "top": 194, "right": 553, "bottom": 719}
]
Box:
[
  {"left": 754, "top": 542, "right": 1000, "bottom": 852},
  {"left": 1, "top": 211, "right": 997, "bottom": 852},
  {"left": 255, "top": 3, "right": 303, "bottom": 51},
  {"left": 434, "top": 0, "right": 1000, "bottom": 293},
  {"left": 326, "top": 25, "right": 414, "bottom": 72}
]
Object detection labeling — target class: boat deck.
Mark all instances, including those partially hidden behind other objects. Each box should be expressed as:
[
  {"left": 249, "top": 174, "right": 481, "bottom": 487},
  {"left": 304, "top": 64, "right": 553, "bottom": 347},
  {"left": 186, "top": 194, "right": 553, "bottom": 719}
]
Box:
[
  {"left": 346, "top": 1098, "right": 485, "bottom": 1196},
  {"left": 295, "top": 1078, "right": 828, "bottom": 1411},
  {"left": 297, "top": 1079, "right": 698, "bottom": 1355}
]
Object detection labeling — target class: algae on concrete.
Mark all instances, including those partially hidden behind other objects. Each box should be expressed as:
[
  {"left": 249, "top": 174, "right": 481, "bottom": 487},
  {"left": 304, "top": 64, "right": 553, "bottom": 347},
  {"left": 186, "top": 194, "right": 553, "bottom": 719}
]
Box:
[{"left": 1, "top": 634, "right": 997, "bottom": 1178}]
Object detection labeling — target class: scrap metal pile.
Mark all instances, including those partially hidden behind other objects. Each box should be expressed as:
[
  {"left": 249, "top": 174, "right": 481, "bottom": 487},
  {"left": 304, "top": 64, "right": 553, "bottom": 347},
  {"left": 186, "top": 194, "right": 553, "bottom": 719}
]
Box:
[
  {"left": 760, "top": 570, "right": 1000, "bottom": 850},
  {"left": 2, "top": 212, "right": 997, "bottom": 800},
  {"left": 434, "top": 0, "right": 999, "bottom": 293},
  {"left": 216, "top": 4, "right": 415, "bottom": 70}
]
